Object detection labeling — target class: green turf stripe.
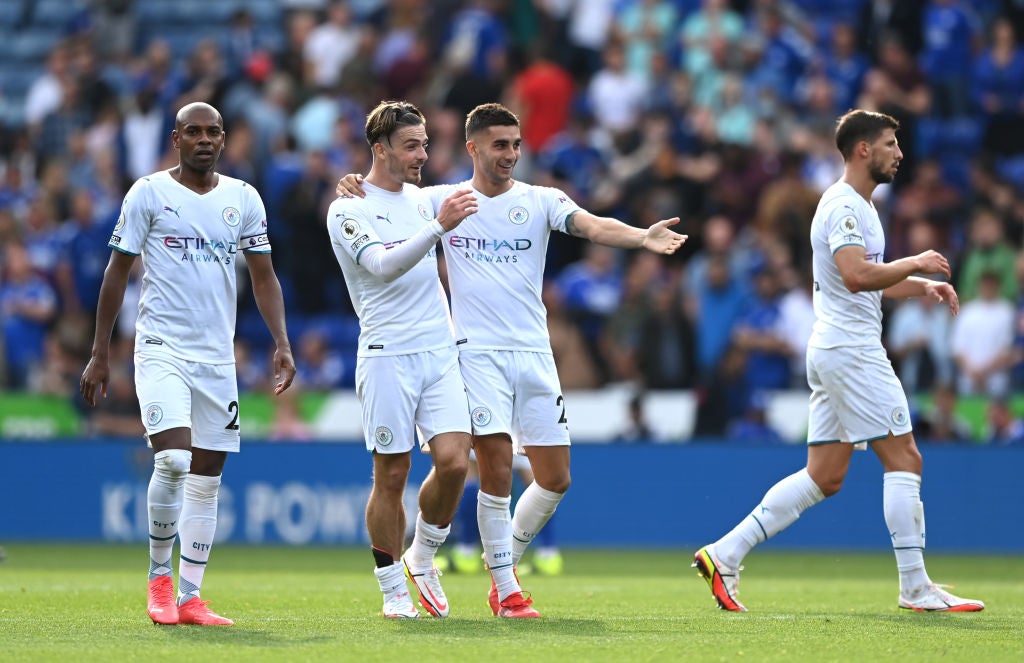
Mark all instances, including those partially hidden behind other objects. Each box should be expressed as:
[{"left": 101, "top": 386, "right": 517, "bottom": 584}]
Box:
[{"left": 180, "top": 554, "right": 207, "bottom": 565}]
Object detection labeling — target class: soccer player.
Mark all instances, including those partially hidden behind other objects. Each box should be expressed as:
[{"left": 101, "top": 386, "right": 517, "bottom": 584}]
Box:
[
  {"left": 80, "top": 102, "right": 296, "bottom": 626},
  {"left": 693, "top": 109, "right": 985, "bottom": 613},
  {"left": 327, "top": 101, "right": 478, "bottom": 619},
  {"left": 337, "top": 102, "right": 686, "bottom": 617}
]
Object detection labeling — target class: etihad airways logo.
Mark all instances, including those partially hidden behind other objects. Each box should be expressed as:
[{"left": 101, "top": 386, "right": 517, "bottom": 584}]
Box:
[
  {"left": 448, "top": 236, "right": 532, "bottom": 251},
  {"left": 448, "top": 235, "right": 532, "bottom": 265},
  {"left": 163, "top": 236, "right": 238, "bottom": 265}
]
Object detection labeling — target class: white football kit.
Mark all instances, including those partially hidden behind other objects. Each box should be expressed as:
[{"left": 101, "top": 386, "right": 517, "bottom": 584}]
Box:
[
  {"left": 425, "top": 181, "right": 581, "bottom": 449},
  {"left": 806, "top": 180, "right": 912, "bottom": 445},
  {"left": 328, "top": 182, "right": 469, "bottom": 453},
  {"left": 111, "top": 170, "right": 271, "bottom": 450}
]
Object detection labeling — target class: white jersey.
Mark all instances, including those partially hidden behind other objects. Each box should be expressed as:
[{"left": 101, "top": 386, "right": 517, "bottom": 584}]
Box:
[
  {"left": 328, "top": 182, "right": 455, "bottom": 357},
  {"left": 426, "top": 180, "right": 582, "bottom": 352},
  {"left": 109, "top": 170, "right": 271, "bottom": 364},
  {"left": 807, "top": 180, "right": 885, "bottom": 349}
]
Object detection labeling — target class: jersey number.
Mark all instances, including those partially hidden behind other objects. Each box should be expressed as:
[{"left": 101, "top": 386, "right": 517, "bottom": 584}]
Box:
[
  {"left": 556, "top": 395, "right": 567, "bottom": 424},
  {"left": 225, "top": 401, "right": 240, "bottom": 431}
]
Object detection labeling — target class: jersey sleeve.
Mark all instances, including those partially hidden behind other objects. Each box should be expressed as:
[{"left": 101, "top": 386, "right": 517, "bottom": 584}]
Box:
[
  {"left": 543, "top": 187, "right": 584, "bottom": 233},
  {"left": 240, "top": 184, "right": 271, "bottom": 253},
  {"left": 327, "top": 198, "right": 383, "bottom": 265},
  {"left": 109, "top": 178, "right": 153, "bottom": 255},
  {"left": 824, "top": 201, "right": 866, "bottom": 255}
]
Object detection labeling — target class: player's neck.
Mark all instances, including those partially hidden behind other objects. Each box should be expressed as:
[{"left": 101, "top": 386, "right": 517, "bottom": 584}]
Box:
[
  {"left": 365, "top": 168, "right": 404, "bottom": 192},
  {"left": 841, "top": 167, "right": 877, "bottom": 202},
  {"left": 471, "top": 174, "right": 514, "bottom": 198},
  {"left": 171, "top": 165, "right": 219, "bottom": 194}
]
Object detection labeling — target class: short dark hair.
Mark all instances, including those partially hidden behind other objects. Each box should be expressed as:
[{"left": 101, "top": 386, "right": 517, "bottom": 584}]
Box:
[
  {"left": 465, "top": 103, "right": 519, "bottom": 141},
  {"left": 365, "top": 100, "right": 425, "bottom": 146},
  {"left": 834, "top": 109, "right": 900, "bottom": 161}
]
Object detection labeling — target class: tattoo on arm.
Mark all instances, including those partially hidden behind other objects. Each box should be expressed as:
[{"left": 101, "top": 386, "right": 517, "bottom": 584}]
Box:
[{"left": 566, "top": 212, "right": 584, "bottom": 237}]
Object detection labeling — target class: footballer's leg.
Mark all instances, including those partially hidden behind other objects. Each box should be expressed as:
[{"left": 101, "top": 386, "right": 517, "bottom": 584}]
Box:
[
  {"left": 513, "top": 446, "right": 569, "bottom": 569},
  {"left": 873, "top": 434, "right": 984, "bottom": 612},
  {"left": 403, "top": 431, "right": 471, "bottom": 617},
  {"left": 368, "top": 451, "right": 419, "bottom": 619},
  {"left": 146, "top": 430, "right": 192, "bottom": 625},
  {"left": 176, "top": 448, "right": 233, "bottom": 626}
]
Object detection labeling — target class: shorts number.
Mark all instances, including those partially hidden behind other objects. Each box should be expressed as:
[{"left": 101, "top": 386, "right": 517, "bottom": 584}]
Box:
[
  {"left": 556, "top": 395, "right": 567, "bottom": 424},
  {"left": 225, "top": 400, "right": 239, "bottom": 431}
]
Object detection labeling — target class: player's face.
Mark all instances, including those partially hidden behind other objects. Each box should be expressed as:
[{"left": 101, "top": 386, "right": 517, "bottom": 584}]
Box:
[
  {"left": 172, "top": 110, "right": 225, "bottom": 173},
  {"left": 470, "top": 125, "right": 521, "bottom": 185},
  {"left": 380, "top": 124, "right": 428, "bottom": 185},
  {"left": 867, "top": 128, "right": 902, "bottom": 184}
]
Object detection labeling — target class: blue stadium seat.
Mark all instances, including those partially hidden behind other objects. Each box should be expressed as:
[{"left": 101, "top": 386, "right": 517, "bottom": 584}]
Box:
[
  {"left": 0, "top": 65, "right": 45, "bottom": 96},
  {"left": 31, "top": 0, "right": 84, "bottom": 28},
  {"left": 9, "top": 29, "right": 64, "bottom": 62},
  {"left": 995, "top": 156, "right": 1024, "bottom": 189},
  {"left": 0, "top": 2, "right": 23, "bottom": 27}
]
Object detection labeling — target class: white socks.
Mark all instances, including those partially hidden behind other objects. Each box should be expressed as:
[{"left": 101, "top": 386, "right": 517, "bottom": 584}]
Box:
[
  {"left": 374, "top": 561, "right": 407, "bottom": 595},
  {"left": 511, "top": 483, "right": 563, "bottom": 566},
  {"left": 883, "top": 471, "right": 931, "bottom": 595},
  {"left": 177, "top": 473, "right": 220, "bottom": 605},
  {"left": 477, "top": 490, "right": 518, "bottom": 601},
  {"left": 404, "top": 514, "right": 450, "bottom": 572},
  {"left": 148, "top": 449, "right": 190, "bottom": 580},
  {"left": 714, "top": 468, "right": 825, "bottom": 569}
]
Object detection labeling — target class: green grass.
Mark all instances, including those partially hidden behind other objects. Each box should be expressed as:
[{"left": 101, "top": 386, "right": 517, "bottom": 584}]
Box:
[{"left": 1, "top": 545, "right": 1020, "bottom": 662}]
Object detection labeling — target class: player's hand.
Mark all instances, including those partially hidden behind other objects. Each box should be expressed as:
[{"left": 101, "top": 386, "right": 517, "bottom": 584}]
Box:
[
  {"left": 272, "top": 347, "right": 297, "bottom": 395},
  {"left": 435, "top": 188, "right": 478, "bottom": 231},
  {"left": 924, "top": 280, "right": 959, "bottom": 316},
  {"left": 336, "top": 174, "right": 366, "bottom": 199},
  {"left": 80, "top": 355, "right": 110, "bottom": 407},
  {"left": 641, "top": 217, "right": 687, "bottom": 255},
  {"left": 912, "top": 250, "right": 951, "bottom": 278}
]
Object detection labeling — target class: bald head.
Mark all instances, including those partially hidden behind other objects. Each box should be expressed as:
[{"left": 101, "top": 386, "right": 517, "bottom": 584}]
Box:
[{"left": 175, "top": 102, "right": 223, "bottom": 129}]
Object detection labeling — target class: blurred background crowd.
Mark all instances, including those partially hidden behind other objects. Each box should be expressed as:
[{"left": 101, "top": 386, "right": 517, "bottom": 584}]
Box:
[{"left": 1, "top": 0, "right": 1023, "bottom": 445}]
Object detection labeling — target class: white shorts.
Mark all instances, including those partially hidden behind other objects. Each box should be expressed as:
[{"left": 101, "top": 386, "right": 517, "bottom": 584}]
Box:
[
  {"left": 806, "top": 344, "right": 912, "bottom": 446},
  {"left": 355, "top": 346, "right": 470, "bottom": 454},
  {"left": 135, "top": 353, "right": 241, "bottom": 452},
  {"left": 458, "top": 350, "right": 571, "bottom": 453}
]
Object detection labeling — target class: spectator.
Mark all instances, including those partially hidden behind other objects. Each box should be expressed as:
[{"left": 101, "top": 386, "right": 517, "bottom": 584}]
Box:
[
  {"left": 613, "top": 0, "right": 678, "bottom": 83},
  {"left": 0, "top": 241, "right": 58, "bottom": 389},
  {"left": 635, "top": 274, "right": 697, "bottom": 390},
  {"left": 304, "top": 1, "right": 361, "bottom": 90},
  {"left": 544, "top": 282, "right": 600, "bottom": 390},
  {"left": 951, "top": 270, "right": 1016, "bottom": 397},
  {"left": 587, "top": 41, "right": 650, "bottom": 139},
  {"left": 613, "top": 392, "right": 656, "bottom": 443},
  {"left": 919, "top": 0, "right": 980, "bottom": 118},
  {"left": 984, "top": 397, "right": 1024, "bottom": 445},
  {"left": 957, "top": 206, "right": 1018, "bottom": 302},
  {"left": 886, "top": 293, "right": 955, "bottom": 394},
  {"left": 915, "top": 381, "right": 975, "bottom": 443},
  {"left": 294, "top": 328, "right": 345, "bottom": 391},
  {"left": 973, "top": 16, "right": 1024, "bottom": 156},
  {"left": 731, "top": 266, "right": 791, "bottom": 393},
  {"left": 507, "top": 46, "right": 574, "bottom": 154}
]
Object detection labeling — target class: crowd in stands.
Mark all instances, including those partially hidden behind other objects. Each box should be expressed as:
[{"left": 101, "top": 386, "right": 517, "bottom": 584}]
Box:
[{"left": 1, "top": 0, "right": 1023, "bottom": 444}]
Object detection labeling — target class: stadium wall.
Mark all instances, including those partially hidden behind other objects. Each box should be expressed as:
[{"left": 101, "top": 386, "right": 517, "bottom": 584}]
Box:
[{"left": 1, "top": 440, "right": 1019, "bottom": 552}]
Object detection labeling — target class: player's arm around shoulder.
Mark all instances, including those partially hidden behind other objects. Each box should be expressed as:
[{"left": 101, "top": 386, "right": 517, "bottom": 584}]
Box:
[{"left": 566, "top": 209, "right": 687, "bottom": 255}]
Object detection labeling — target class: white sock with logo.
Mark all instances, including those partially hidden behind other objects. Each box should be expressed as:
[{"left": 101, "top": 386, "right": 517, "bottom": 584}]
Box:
[
  {"left": 511, "top": 483, "right": 563, "bottom": 566},
  {"left": 177, "top": 473, "right": 220, "bottom": 605},
  {"left": 883, "top": 471, "right": 931, "bottom": 596},
  {"left": 478, "top": 490, "right": 518, "bottom": 601},
  {"left": 404, "top": 513, "right": 449, "bottom": 573},
  {"left": 148, "top": 449, "right": 190, "bottom": 580},
  {"left": 714, "top": 468, "right": 824, "bottom": 569}
]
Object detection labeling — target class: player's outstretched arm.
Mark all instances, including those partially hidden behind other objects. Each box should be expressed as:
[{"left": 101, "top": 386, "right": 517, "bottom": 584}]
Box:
[
  {"left": 566, "top": 211, "right": 687, "bottom": 255},
  {"left": 80, "top": 250, "right": 136, "bottom": 406},
  {"left": 245, "top": 253, "right": 296, "bottom": 395},
  {"left": 884, "top": 276, "right": 960, "bottom": 316}
]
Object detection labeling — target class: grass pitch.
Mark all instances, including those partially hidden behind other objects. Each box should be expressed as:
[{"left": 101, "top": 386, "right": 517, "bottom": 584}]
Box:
[{"left": 0, "top": 545, "right": 1020, "bottom": 662}]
